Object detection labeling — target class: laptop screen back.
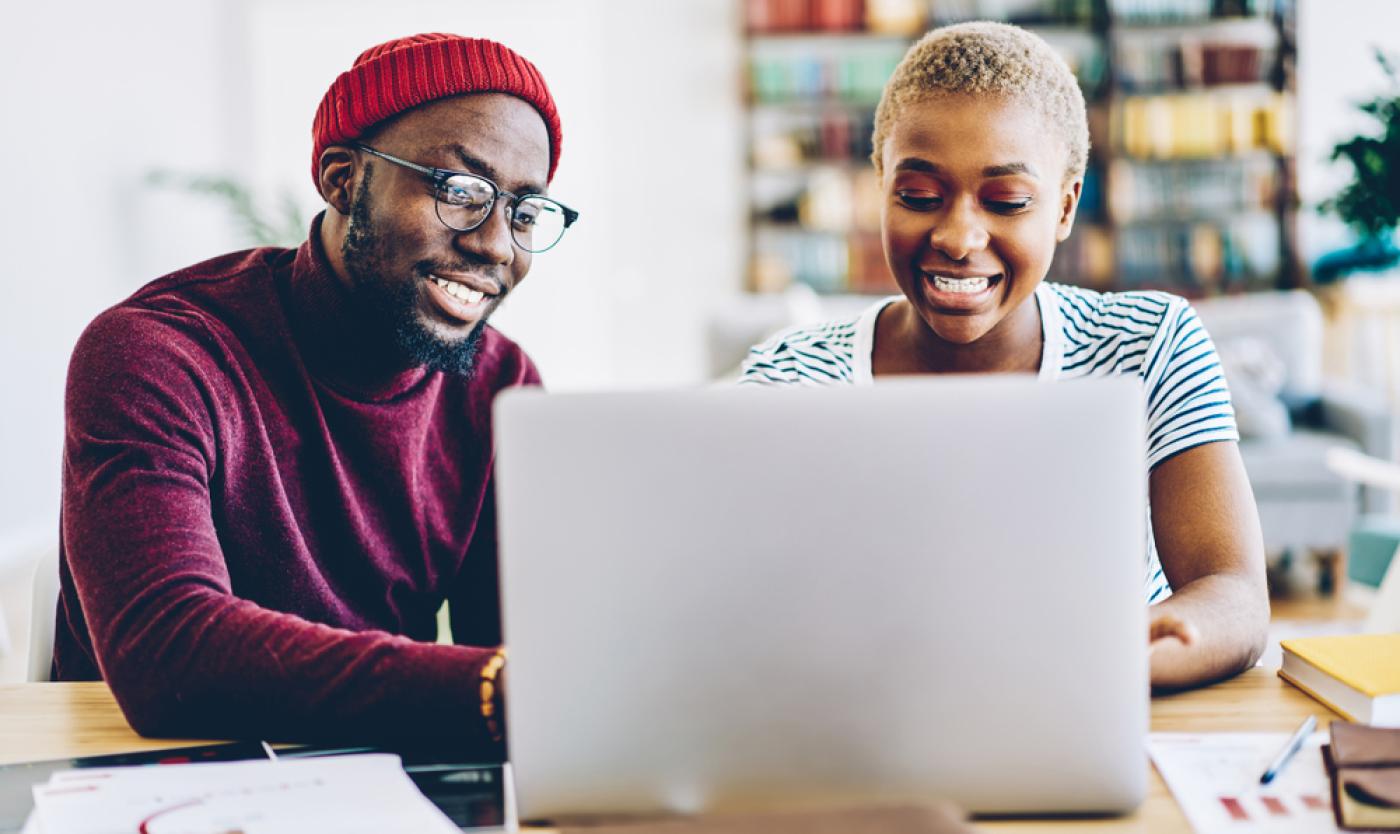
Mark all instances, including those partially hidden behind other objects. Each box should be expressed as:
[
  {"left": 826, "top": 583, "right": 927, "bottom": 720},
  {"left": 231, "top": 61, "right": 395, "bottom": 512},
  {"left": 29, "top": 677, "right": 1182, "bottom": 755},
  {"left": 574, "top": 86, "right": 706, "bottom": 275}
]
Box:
[{"left": 495, "top": 377, "right": 1148, "bottom": 819}]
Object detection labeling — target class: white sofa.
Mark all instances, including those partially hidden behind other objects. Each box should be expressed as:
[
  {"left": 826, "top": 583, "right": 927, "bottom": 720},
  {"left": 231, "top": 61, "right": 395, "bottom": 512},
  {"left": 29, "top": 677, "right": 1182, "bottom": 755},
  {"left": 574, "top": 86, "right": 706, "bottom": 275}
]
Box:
[{"left": 1194, "top": 290, "right": 1395, "bottom": 569}]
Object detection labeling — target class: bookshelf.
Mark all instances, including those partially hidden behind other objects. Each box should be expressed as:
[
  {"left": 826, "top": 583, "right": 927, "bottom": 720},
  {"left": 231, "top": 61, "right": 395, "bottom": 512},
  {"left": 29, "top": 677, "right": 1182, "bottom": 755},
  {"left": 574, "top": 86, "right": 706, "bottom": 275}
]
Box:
[{"left": 742, "top": 0, "right": 1300, "bottom": 298}]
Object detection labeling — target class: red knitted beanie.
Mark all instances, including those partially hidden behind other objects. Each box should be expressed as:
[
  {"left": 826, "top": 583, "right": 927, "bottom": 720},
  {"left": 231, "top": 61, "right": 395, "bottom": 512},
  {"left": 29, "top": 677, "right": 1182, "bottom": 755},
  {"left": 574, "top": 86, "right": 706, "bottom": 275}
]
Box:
[{"left": 311, "top": 33, "right": 562, "bottom": 188}]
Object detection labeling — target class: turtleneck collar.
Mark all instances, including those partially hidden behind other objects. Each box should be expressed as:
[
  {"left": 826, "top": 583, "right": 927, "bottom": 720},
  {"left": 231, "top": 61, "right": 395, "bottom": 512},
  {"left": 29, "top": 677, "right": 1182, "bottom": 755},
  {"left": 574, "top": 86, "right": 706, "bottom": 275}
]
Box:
[{"left": 283, "top": 213, "right": 432, "bottom": 403}]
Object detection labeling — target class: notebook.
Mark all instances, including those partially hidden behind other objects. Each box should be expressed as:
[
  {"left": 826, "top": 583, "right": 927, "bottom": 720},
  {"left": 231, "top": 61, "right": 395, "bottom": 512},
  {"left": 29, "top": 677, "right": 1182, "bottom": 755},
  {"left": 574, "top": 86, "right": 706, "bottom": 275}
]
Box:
[
  {"left": 0, "top": 741, "right": 504, "bottom": 834},
  {"left": 1279, "top": 633, "right": 1400, "bottom": 726},
  {"left": 0, "top": 742, "right": 269, "bottom": 834}
]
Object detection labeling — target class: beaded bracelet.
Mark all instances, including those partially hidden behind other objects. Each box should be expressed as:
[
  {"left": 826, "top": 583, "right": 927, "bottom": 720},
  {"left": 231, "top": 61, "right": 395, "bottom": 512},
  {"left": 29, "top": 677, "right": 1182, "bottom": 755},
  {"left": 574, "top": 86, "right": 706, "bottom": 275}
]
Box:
[{"left": 480, "top": 648, "right": 507, "bottom": 743}]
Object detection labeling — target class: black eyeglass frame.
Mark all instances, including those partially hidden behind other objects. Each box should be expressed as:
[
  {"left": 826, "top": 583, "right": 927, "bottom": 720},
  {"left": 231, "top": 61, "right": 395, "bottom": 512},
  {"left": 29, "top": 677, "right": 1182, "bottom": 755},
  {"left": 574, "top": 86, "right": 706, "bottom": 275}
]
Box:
[{"left": 352, "top": 142, "right": 579, "bottom": 253}]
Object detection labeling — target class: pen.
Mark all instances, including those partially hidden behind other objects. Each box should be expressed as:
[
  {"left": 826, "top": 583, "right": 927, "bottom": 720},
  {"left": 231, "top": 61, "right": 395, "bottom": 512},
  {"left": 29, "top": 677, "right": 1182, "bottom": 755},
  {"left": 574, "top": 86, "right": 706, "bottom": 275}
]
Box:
[{"left": 1260, "top": 715, "right": 1317, "bottom": 785}]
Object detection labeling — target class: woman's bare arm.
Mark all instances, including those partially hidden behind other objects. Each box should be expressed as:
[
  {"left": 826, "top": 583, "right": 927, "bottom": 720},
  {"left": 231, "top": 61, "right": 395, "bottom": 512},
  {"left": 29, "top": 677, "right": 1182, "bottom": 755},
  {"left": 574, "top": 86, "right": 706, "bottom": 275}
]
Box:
[{"left": 1146, "top": 441, "right": 1271, "bottom": 691}]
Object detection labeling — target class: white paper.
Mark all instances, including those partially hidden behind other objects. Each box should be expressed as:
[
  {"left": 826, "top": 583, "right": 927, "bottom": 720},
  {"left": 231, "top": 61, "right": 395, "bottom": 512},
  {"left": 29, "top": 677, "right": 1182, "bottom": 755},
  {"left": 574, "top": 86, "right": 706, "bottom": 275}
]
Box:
[
  {"left": 1149, "top": 732, "right": 1339, "bottom": 834},
  {"left": 31, "top": 753, "right": 458, "bottom": 834}
]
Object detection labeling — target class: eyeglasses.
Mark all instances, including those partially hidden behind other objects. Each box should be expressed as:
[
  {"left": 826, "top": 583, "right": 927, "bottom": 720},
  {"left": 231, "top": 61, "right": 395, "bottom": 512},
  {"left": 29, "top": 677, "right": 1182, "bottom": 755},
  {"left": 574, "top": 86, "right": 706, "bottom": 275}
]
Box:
[{"left": 353, "top": 143, "right": 579, "bottom": 253}]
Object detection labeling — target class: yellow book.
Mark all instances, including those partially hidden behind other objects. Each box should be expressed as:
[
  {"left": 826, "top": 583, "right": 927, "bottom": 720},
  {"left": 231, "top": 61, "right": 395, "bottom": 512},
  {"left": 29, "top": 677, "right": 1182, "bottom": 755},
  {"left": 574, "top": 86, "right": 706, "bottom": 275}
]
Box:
[{"left": 1278, "top": 633, "right": 1400, "bottom": 726}]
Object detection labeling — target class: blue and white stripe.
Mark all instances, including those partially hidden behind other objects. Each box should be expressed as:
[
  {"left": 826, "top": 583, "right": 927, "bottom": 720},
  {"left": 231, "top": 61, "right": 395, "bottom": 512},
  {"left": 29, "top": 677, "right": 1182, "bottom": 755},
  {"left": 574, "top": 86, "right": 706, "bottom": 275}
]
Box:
[{"left": 738, "top": 281, "right": 1240, "bottom": 603}]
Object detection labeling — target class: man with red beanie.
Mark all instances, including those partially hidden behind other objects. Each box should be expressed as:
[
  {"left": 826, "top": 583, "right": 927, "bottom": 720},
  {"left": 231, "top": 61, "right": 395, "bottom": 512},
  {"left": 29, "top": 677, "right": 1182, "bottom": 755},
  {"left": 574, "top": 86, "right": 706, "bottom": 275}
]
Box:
[{"left": 54, "top": 33, "right": 577, "bottom": 755}]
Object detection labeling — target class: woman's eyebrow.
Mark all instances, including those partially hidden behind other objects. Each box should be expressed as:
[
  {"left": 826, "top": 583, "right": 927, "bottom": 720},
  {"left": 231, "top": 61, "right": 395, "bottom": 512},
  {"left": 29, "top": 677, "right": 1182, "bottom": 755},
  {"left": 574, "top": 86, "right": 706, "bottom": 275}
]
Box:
[
  {"left": 983, "top": 162, "right": 1039, "bottom": 179},
  {"left": 893, "top": 158, "right": 943, "bottom": 175},
  {"left": 892, "top": 159, "right": 1039, "bottom": 181}
]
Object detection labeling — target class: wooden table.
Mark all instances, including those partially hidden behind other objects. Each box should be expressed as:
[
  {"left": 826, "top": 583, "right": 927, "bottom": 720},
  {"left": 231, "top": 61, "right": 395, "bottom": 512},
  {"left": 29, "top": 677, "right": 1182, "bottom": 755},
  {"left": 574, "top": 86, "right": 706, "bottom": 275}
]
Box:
[{"left": 0, "top": 668, "right": 1341, "bottom": 832}]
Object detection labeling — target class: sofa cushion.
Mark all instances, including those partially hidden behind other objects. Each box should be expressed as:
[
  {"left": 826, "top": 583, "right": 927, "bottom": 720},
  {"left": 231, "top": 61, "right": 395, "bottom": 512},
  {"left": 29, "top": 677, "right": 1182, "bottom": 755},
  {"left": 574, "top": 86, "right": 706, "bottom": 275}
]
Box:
[
  {"left": 1217, "top": 336, "right": 1291, "bottom": 440},
  {"left": 1239, "top": 429, "right": 1361, "bottom": 498},
  {"left": 1193, "top": 290, "right": 1324, "bottom": 402}
]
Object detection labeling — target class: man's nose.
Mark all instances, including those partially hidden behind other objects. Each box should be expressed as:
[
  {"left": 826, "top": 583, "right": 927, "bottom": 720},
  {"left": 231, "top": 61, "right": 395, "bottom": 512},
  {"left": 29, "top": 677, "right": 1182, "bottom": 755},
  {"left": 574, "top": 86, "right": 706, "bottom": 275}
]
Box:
[{"left": 455, "top": 200, "right": 515, "bottom": 267}]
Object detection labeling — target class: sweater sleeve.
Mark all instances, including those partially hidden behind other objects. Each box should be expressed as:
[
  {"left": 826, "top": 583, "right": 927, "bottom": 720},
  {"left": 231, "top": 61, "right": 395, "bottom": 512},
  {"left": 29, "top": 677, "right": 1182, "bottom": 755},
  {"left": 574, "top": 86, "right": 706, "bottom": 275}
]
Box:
[{"left": 62, "top": 306, "right": 500, "bottom": 753}]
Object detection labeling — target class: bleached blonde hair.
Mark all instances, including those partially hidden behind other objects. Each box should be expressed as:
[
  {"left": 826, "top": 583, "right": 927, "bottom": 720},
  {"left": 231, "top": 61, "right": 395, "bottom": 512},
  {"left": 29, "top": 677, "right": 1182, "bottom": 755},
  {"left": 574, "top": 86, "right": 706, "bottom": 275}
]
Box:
[{"left": 871, "top": 21, "right": 1089, "bottom": 184}]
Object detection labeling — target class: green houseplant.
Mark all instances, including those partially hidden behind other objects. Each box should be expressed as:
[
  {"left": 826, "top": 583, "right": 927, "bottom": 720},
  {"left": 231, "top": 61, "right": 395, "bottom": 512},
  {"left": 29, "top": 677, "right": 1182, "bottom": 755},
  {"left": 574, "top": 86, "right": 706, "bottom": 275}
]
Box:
[
  {"left": 145, "top": 171, "right": 307, "bottom": 249},
  {"left": 1315, "top": 48, "right": 1400, "bottom": 283}
]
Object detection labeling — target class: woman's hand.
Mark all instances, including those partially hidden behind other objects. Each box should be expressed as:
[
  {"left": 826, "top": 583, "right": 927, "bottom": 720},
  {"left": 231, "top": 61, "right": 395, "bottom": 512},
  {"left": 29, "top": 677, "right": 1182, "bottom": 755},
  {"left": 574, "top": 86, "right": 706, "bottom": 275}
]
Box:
[
  {"left": 1149, "top": 610, "right": 1200, "bottom": 657},
  {"left": 1148, "top": 441, "right": 1270, "bottom": 692}
]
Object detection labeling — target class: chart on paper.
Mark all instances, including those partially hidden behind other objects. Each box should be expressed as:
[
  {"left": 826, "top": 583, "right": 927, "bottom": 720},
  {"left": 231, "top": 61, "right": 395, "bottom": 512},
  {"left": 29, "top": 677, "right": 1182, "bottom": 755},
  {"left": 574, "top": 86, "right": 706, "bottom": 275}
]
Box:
[{"left": 1149, "top": 732, "right": 1338, "bottom": 833}]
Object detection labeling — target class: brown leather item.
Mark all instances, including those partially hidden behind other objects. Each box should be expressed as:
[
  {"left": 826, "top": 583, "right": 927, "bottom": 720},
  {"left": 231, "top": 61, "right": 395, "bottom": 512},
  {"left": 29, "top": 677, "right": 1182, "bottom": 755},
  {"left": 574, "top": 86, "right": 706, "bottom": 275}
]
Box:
[
  {"left": 1327, "top": 722, "right": 1400, "bottom": 831},
  {"left": 550, "top": 803, "right": 977, "bottom": 834},
  {"left": 1333, "top": 722, "right": 1400, "bottom": 769}
]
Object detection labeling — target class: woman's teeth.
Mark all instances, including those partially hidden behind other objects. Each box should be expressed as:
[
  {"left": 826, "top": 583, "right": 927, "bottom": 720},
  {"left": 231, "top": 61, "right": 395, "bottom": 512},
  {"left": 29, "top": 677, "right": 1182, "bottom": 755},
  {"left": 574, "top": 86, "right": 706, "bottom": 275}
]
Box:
[
  {"left": 930, "top": 274, "right": 992, "bottom": 294},
  {"left": 434, "top": 277, "right": 485, "bottom": 304}
]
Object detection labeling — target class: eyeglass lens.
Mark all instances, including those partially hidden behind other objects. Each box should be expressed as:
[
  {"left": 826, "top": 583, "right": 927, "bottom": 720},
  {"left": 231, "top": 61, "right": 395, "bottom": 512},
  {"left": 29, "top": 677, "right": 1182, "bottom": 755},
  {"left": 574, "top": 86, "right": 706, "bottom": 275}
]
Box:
[{"left": 436, "top": 174, "right": 569, "bottom": 253}]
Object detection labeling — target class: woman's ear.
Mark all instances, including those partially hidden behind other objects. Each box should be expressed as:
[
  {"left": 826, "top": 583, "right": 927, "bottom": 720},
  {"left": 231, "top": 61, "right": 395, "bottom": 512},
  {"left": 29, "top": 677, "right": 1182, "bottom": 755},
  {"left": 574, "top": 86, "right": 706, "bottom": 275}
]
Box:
[
  {"left": 318, "top": 146, "right": 358, "bottom": 216},
  {"left": 1055, "top": 178, "right": 1083, "bottom": 243}
]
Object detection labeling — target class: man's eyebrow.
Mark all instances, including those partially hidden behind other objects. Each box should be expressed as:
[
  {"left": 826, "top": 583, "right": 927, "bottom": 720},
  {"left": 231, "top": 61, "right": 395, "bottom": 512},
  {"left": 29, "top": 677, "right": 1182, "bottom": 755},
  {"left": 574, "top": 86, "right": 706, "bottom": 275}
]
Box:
[{"left": 434, "top": 143, "right": 547, "bottom": 195}]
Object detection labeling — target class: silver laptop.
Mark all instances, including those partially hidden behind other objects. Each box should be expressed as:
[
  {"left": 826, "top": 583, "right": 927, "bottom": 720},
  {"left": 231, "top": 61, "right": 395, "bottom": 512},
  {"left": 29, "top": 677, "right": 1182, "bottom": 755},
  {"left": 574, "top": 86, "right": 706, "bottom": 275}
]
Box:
[{"left": 494, "top": 377, "right": 1148, "bottom": 819}]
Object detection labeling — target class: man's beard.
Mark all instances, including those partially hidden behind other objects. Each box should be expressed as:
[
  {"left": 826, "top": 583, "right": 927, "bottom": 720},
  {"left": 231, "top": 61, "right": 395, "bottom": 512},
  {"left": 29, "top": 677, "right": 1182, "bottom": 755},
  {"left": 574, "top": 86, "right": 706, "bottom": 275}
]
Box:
[{"left": 340, "top": 166, "right": 488, "bottom": 378}]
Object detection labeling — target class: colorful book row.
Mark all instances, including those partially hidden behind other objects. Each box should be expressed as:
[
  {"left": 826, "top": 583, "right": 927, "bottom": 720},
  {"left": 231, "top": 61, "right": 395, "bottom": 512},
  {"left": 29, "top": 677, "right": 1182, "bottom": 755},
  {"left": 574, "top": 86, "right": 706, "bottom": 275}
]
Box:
[{"left": 1112, "top": 91, "right": 1291, "bottom": 159}]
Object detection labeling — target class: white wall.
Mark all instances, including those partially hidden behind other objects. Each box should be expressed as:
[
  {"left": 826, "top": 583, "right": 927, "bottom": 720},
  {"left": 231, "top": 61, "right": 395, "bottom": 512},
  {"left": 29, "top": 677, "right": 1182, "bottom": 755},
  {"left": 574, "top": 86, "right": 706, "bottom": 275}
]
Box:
[
  {"left": 0, "top": 0, "right": 247, "bottom": 548},
  {"left": 1297, "top": 0, "right": 1400, "bottom": 261},
  {"left": 0, "top": 0, "right": 743, "bottom": 558},
  {"left": 243, "top": 0, "right": 745, "bottom": 389}
]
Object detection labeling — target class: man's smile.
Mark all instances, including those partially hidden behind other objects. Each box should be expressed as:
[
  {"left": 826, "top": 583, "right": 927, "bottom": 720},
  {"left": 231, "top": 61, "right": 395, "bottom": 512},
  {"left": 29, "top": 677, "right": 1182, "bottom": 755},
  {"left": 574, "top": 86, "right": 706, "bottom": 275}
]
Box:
[{"left": 424, "top": 271, "right": 501, "bottom": 324}]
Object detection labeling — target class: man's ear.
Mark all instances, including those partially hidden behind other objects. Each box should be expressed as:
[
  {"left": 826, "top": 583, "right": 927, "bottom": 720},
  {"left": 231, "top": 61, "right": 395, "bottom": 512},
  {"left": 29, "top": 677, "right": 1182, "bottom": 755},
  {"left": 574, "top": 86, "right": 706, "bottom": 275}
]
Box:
[
  {"left": 318, "top": 146, "right": 358, "bottom": 216},
  {"left": 1055, "top": 177, "right": 1083, "bottom": 243}
]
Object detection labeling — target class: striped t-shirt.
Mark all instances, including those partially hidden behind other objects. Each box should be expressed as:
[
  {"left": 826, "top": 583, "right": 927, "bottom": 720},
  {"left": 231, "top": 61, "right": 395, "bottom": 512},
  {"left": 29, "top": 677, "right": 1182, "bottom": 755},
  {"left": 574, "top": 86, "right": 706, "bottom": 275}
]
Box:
[{"left": 738, "top": 281, "right": 1240, "bottom": 603}]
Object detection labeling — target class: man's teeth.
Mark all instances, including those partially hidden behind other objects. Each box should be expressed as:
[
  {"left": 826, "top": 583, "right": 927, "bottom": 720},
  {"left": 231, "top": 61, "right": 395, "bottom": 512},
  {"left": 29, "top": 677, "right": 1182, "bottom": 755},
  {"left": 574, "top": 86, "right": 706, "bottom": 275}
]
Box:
[
  {"left": 931, "top": 274, "right": 992, "bottom": 294},
  {"left": 433, "top": 277, "right": 485, "bottom": 304}
]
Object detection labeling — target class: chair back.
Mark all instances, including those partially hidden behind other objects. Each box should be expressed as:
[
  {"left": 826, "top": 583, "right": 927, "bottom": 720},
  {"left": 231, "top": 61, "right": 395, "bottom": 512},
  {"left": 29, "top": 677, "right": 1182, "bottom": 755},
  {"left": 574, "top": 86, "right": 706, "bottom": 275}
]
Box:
[
  {"left": 28, "top": 546, "right": 60, "bottom": 682},
  {"left": 1193, "top": 289, "right": 1325, "bottom": 403}
]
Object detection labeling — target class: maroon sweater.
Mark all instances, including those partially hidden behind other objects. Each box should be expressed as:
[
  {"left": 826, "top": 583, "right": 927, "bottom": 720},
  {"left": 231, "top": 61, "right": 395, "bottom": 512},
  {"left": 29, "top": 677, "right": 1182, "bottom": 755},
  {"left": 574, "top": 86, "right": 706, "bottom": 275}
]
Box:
[{"left": 56, "top": 220, "right": 539, "bottom": 753}]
